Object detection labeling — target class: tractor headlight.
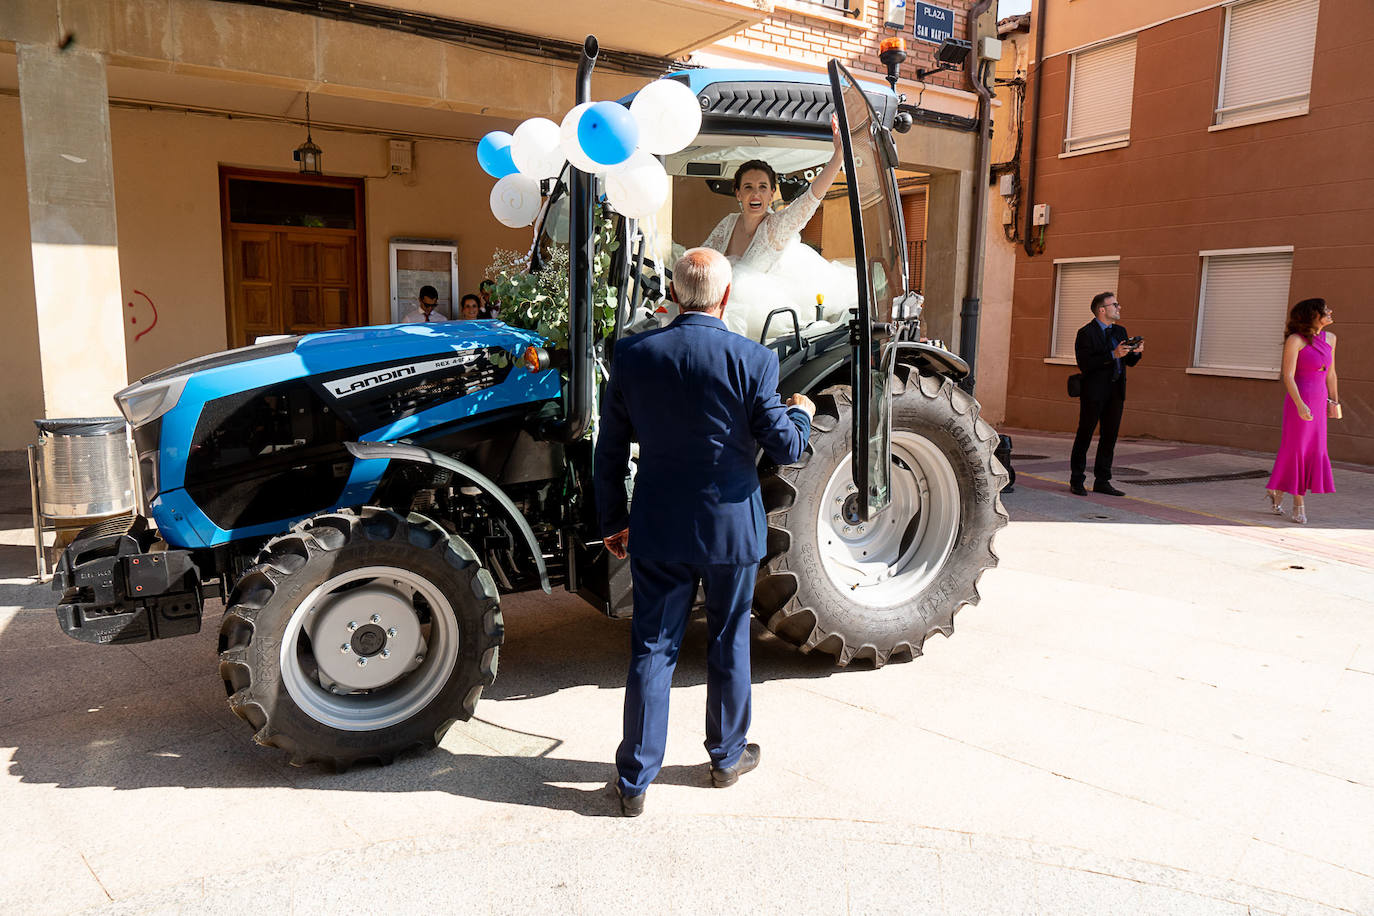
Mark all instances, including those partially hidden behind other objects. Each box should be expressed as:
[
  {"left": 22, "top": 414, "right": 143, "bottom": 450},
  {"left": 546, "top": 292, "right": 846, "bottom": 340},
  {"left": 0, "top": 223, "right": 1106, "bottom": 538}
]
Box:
[{"left": 115, "top": 375, "right": 188, "bottom": 427}]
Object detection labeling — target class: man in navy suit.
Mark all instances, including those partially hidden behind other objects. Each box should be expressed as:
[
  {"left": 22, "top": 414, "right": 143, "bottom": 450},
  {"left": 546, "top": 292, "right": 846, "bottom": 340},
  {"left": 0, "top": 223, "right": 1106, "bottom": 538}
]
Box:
[
  {"left": 1071, "top": 291, "right": 1144, "bottom": 496},
  {"left": 594, "top": 247, "right": 815, "bottom": 817}
]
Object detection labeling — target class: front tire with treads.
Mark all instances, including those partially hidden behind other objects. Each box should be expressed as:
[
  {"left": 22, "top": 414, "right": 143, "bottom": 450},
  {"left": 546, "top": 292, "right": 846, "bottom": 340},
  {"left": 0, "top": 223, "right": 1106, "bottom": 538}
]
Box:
[
  {"left": 754, "top": 367, "right": 1008, "bottom": 666},
  {"left": 217, "top": 507, "right": 502, "bottom": 769}
]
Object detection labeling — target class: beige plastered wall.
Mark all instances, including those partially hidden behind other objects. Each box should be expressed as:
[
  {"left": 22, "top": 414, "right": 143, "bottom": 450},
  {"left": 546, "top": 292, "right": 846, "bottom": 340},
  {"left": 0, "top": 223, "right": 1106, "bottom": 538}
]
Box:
[
  {"left": 113, "top": 107, "right": 539, "bottom": 382},
  {"left": 0, "top": 99, "right": 552, "bottom": 451},
  {"left": 0, "top": 95, "right": 42, "bottom": 454},
  {"left": 1037, "top": 0, "right": 1219, "bottom": 57}
]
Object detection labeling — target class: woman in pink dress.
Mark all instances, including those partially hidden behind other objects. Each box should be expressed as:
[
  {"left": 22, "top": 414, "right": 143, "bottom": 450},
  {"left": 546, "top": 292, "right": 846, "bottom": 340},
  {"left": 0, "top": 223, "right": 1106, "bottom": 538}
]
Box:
[{"left": 1266, "top": 298, "right": 1340, "bottom": 523}]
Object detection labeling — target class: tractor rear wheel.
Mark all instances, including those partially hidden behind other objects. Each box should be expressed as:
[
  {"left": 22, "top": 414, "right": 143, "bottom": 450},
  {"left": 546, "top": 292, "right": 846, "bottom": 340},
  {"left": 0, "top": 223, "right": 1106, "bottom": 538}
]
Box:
[
  {"left": 218, "top": 507, "right": 502, "bottom": 768},
  {"left": 754, "top": 367, "right": 1008, "bottom": 666}
]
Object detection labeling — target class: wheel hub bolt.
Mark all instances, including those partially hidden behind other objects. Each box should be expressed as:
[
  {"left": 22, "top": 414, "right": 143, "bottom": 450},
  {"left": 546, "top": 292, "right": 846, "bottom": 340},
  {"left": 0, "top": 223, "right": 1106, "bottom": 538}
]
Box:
[
  {"left": 388, "top": 627, "right": 397, "bottom": 637},
  {"left": 370, "top": 614, "right": 381, "bottom": 624},
  {"left": 340, "top": 643, "right": 351, "bottom": 654},
  {"left": 415, "top": 654, "right": 424, "bottom": 664},
  {"left": 347, "top": 621, "right": 358, "bottom": 631},
  {"left": 357, "top": 657, "right": 367, "bottom": 667},
  {"left": 381, "top": 649, "right": 391, "bottom": 659}
]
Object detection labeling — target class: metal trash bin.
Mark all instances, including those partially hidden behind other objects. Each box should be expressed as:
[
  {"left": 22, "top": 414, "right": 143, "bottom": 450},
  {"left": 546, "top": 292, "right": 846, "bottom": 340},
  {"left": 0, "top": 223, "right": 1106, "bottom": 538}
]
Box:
[{"left": 28, "top": 417, "right": 136, "bottom": 578}]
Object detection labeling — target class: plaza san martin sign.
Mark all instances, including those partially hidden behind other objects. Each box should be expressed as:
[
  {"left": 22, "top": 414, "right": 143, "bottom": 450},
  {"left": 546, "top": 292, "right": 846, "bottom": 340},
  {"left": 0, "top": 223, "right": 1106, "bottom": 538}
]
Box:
[{"left": 913, "top": 1, "right": 954, "bottom": 44}]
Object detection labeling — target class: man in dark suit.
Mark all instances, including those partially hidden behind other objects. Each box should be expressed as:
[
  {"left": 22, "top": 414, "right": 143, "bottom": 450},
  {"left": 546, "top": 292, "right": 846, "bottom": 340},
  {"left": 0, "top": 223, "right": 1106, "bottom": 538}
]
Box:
[
  {"left": 1071, "top": 291, "right": 1144, "bottom": 496},
  {"left": 594, "top": 247, "right": 816, "bottom": 817}
]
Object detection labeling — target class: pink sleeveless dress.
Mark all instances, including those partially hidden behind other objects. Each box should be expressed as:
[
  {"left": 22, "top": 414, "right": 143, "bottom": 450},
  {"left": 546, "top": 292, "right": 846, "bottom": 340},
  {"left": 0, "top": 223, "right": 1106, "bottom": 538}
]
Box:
[{"left": 1267, "top": 333, "right": 1335, "bottom": 495}]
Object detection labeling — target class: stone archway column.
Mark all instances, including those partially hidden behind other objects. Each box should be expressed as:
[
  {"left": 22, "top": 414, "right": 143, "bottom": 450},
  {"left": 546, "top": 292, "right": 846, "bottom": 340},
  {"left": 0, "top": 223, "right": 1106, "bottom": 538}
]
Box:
[{"left": 17, "top": 42, "right": 129, "bottom": 418}]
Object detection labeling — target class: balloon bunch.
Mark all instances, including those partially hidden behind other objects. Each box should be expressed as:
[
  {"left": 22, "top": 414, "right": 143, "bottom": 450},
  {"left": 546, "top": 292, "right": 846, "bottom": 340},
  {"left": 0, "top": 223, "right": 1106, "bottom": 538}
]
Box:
[{"left": 477, "top": 79, "right": 703, "bottom": 228}]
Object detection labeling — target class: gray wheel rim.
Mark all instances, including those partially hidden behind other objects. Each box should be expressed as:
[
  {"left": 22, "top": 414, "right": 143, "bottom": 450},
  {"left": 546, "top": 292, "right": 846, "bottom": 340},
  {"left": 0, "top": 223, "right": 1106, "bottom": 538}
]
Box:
[
  {"left": 280, "top": 565, "right": 460, "bottom": 731},
  {"left": 815, "top": 431, "right": 961, "bottom": 607}
]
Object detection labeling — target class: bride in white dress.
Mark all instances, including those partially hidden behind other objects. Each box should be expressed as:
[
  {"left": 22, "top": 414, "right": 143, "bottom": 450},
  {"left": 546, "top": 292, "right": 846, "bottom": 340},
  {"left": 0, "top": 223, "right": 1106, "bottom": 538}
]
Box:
[{"left": 701, "top": 118, "right": 859, "bottom": 341}]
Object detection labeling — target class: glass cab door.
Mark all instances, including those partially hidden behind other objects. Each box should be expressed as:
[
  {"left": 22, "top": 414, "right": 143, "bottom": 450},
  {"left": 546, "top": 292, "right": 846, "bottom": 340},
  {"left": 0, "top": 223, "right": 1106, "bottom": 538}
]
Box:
[{"left": 828, "top": 60, "right": 906, "bottom": 519}]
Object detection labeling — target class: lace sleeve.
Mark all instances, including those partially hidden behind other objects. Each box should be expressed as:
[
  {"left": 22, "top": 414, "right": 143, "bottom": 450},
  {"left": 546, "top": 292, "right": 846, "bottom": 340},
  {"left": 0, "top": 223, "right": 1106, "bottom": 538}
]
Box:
[
  {"left": 760, "top": 187, "right": 822, "bottom": 252},
  {"left": 702, "top": 214, "right": 735, "bottom": 253}
]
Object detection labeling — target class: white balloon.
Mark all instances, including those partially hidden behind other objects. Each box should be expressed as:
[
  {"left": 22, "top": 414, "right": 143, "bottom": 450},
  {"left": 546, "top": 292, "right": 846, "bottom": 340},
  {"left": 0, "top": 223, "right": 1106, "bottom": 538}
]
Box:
[
  {"left": 630, "top": 79, "right": 703, "bottom": 155},
  {"left": 559, "top": 103, "right": 604, "bottom": 174},
  {"left": 489, "top": 173, "right": 542, "bottom": 228},
  {"left": 605, "top": 150, "right": 669, "bottom": 220},
  {"left": 510, "top": 117, "right": 564, "bottom": 180}
]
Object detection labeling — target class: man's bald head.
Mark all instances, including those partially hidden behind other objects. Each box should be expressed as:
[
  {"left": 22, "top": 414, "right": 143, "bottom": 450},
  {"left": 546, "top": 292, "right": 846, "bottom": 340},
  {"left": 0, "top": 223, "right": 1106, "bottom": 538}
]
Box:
[{"left": 671, "top": 247, "right": 732, "bottom": 314}]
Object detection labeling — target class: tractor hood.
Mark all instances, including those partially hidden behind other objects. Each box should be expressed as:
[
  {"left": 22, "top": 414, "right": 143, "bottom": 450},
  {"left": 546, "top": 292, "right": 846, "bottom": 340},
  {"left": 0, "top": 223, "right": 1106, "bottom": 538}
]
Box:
[{"left": 117, "top": 321, "right": 561, "bottom": 548}]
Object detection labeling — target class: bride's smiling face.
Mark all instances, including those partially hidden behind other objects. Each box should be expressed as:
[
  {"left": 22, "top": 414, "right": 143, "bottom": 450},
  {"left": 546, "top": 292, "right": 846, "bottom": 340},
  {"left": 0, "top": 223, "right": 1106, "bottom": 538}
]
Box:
[{"left": 735, "top": 170, "right": 774, "bottom": 216}]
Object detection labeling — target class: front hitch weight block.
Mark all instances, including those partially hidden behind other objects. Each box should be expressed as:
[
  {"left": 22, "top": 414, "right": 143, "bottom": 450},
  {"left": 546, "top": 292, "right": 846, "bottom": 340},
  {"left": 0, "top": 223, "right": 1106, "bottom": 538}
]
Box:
[{"left": 53, "top": 516, "right": 205, "bottom": 645}]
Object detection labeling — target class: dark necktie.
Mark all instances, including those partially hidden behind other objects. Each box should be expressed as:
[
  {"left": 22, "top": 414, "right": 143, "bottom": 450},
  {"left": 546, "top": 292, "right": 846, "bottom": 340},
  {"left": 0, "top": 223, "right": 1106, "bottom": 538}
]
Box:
[
  {"left": 1109, "top": 328, "right": 1121, "bottom": 380},
  {"left": 424, "top": 313, "right": 431, "bottom": 322}
]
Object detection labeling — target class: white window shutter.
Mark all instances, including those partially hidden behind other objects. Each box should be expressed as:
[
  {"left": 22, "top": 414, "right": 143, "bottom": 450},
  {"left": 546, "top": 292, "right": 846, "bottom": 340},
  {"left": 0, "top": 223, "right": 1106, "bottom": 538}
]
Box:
[
  {"left": 1195, "top": 252, "right": 1293, "bottom": 372},
  {"left": 1217, "top": 0, "right": 1319, "bottom": 126},
  {"left": 1064, "top": 38, "right": 1137, "bottom": 152},
  {"left": 1053, "top": 260, "right": 1120, "bottom": 359}
]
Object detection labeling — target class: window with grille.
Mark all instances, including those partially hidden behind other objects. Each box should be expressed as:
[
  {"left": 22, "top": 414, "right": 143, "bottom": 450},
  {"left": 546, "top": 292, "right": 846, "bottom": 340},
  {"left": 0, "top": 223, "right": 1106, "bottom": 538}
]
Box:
[
  {"left": 1216, "top": 0, "right": 1319, "bottom": 128},
  {"left": 810, "top": 0, "right": 853, "bottom": 11},
  {"left": 1051, "top": 258, "right": 1120, "bottom": 359},
  {"left": 1194, "top": 248, "right": 1293, "bottom": 373},
  {"left": 1063, "top": 38, "right": 1137, "bottom": 153}
]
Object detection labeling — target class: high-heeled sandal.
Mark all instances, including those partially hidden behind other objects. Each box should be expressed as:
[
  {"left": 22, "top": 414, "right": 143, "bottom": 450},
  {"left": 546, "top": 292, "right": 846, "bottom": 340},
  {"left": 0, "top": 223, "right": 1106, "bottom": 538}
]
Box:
[
  {"left": 1292, "top": 506, "right": 1307, "bottom": 524},
  {"left": 1265, "top": 489, "right": 1284, "bottom": 515}
]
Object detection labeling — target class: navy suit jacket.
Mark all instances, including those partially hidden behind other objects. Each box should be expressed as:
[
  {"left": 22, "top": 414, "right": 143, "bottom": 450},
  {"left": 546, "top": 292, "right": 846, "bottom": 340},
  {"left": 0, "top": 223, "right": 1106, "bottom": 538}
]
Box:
[
  {"left": 593, "top": 311, "right": 812, "bottom": 565},
  {"left": 1074, "top": 320, "right": 1142, "bottom": 401}
]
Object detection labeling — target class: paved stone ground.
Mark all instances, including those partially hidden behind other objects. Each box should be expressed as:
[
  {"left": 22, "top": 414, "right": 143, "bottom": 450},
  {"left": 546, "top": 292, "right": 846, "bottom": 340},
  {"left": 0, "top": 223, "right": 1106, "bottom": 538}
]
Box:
[{"left": 1, "top": 430, "right": 1371, "bottom": 915}]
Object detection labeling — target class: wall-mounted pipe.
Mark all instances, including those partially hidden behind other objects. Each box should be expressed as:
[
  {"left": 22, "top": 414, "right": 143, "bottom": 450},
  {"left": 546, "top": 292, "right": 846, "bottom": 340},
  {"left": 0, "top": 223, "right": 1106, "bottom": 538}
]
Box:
[{"left": 958, "top": 0, "right": 995, "bottom": 394}]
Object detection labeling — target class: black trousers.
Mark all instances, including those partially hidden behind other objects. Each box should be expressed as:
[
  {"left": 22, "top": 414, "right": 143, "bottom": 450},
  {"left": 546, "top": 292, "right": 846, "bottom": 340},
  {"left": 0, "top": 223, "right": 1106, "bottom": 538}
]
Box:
[{"left": 1070, "top": 388, "right": 1125, "bottom": 486}]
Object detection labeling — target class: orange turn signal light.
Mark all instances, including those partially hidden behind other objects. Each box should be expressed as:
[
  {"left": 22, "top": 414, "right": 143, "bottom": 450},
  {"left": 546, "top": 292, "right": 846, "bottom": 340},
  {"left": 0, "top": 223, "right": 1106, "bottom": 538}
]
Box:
[
  {"left": 523, "top": 345, "right": 551, "bottom": 372},
  {"left": 879, "top": 37, "right": 906, "bottom": 55}
]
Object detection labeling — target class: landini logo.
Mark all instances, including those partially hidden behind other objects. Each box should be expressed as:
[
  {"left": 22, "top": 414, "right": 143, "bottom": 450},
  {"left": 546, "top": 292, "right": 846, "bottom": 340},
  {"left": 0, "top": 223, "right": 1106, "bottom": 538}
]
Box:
[{"left": 327, "top": 355, "right": 474, "bottom": 397}]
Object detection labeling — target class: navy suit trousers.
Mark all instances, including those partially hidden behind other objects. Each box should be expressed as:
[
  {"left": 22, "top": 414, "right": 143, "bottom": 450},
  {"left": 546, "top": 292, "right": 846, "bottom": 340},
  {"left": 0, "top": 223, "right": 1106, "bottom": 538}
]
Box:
[{"left": 615, "top": 558, "right": 755, "bottom": 797}]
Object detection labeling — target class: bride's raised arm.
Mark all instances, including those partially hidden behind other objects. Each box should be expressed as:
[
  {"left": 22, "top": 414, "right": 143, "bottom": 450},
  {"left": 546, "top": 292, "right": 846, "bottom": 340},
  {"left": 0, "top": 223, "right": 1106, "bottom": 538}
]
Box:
[{"left": 761, "top": 116, "right": 844, "bottom": 250}]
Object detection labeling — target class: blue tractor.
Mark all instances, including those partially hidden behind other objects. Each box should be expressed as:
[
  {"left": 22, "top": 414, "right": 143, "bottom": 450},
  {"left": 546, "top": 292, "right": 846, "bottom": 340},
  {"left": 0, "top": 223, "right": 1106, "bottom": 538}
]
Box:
[{"left": 52, "top": 44, "right": 1008, "bottom": 768}]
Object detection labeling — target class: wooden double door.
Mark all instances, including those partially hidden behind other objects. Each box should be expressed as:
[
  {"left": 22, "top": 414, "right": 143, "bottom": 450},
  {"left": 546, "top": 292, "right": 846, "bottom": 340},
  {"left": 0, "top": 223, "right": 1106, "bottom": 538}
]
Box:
[{"left": 221, "top": 168, "right": 367, "bottom": 348}]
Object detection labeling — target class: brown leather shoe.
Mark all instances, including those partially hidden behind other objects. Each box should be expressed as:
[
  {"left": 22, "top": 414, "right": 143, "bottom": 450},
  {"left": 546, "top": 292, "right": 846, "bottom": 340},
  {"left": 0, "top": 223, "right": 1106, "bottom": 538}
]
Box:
[{"left": 710, "top": 743, "right": 760, "bottom": 788}]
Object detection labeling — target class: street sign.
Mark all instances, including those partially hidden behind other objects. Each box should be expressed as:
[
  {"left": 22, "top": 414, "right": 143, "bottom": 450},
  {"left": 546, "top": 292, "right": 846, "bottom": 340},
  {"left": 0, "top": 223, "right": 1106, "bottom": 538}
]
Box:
[{"left": 913, "top": 1, "right": 954, "bottom": 44}]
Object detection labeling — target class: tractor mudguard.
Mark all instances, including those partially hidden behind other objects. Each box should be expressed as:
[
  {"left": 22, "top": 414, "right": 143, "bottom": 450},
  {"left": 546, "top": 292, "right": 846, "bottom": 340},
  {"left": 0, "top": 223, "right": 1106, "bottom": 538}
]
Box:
[
  {"left": 891, "top": 341, "right": 969, "bottom": 381},
  {"left": 343, "top": 441, "right": 551, "bottom": 594}
]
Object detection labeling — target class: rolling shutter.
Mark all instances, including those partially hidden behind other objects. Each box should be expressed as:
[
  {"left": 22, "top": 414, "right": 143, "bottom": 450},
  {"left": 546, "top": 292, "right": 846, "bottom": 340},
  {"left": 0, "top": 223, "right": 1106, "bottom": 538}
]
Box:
[
  {"left": 1217, "top": 0, "right": 1319, "bottom": 127},
  {"left": 1195, "top": 250, "right": 1293, "bottom": 372},
  {"left": 1052, "top": 260, "right": 1119, "bottom": 359},
  {"left": 1064, "top": 38, "right": 1137, "bottom": 153}
]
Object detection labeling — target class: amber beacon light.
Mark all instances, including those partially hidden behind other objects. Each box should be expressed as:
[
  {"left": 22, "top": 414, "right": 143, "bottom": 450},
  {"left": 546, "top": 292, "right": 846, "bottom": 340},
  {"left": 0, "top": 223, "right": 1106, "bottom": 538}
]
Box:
[{"left": 879, "top": 37, "right": 907, "bottom": 91}]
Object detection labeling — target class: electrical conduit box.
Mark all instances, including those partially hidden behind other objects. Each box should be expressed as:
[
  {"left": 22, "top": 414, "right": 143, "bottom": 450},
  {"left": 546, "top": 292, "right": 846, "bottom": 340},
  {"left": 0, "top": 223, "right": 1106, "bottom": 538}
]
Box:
[
  {"left": 1032, "top": 203, "right": 1051, "bottom": 226},
  {"left": 389, "top": 140, "right": 413, "bottom": 174}
]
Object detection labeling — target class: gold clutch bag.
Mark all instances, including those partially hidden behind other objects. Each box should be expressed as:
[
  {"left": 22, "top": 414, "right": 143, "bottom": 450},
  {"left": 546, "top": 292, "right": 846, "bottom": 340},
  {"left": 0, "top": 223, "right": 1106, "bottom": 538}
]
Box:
[{"left": 1328, "top": 402, "right": 1343, "bottom": 420}]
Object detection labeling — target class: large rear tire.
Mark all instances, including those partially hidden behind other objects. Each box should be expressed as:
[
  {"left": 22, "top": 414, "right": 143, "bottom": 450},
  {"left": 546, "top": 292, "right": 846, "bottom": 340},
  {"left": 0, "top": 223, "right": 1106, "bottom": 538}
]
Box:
[
  {"left": 217, "top": 507, "right": 502, "bottom": 768},
  {"left": 754, "top": 366, "right": 1008, "bottom": 666}
]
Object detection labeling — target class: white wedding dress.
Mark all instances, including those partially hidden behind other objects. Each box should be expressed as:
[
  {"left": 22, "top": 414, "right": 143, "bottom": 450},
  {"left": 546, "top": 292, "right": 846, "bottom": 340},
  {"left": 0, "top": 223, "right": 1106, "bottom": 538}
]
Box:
[{"left": 701, "top": 187, "right": 858, "bottom": 342}]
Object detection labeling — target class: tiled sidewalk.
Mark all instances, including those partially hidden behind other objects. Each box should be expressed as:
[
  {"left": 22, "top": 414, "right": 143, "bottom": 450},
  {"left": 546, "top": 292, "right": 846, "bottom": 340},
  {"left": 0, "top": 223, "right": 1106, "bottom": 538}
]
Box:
[{"left": 1000, "top": 428, "right": 1374, "bottom": 570}]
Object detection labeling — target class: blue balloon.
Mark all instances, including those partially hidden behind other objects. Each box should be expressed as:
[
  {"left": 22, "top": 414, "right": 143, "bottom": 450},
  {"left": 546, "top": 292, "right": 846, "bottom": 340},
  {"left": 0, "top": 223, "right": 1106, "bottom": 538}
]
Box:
[
  {"left": 477, "top": 131, "right": 517, "bottom": 178},
  {"left": 577, "top": 101, "right": 639, "bottom": 167}
]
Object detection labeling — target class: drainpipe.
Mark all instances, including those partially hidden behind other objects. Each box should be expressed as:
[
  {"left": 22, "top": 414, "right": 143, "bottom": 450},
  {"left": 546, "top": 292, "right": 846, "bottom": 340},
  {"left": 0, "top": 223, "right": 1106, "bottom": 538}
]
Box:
[
  {"left": 1023, "top": 0, "right": 1046, "bottom": 257},
  {"left": 958, "top": 0, "right": 995, "bottom": 394},
  {"left": 543, "top": 35, "right": 598, "bottom": 443}
]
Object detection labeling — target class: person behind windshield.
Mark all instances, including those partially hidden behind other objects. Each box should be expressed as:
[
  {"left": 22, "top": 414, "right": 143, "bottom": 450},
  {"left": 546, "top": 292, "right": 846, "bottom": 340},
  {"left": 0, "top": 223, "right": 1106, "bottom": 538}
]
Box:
[{"left": 700, "top": 117, "right": 857, "bottom": 340}]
